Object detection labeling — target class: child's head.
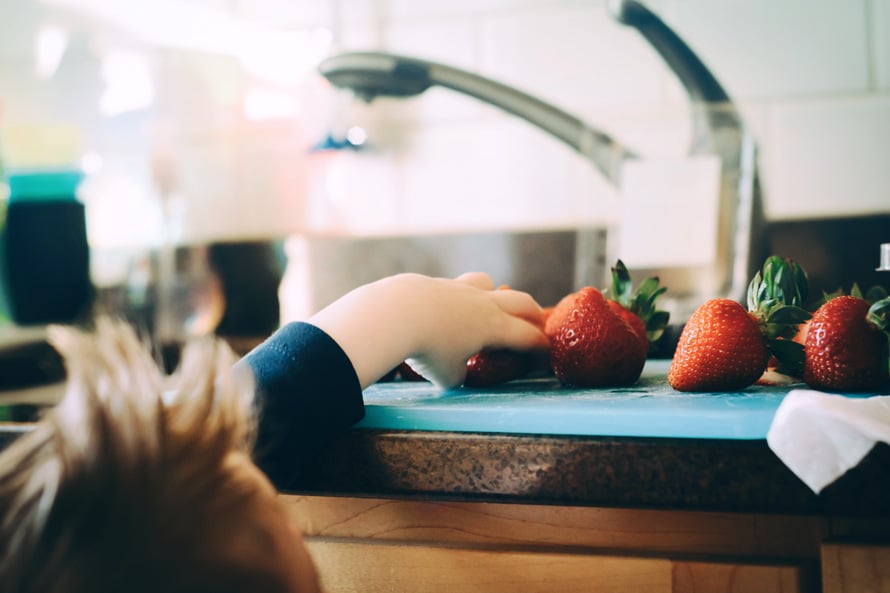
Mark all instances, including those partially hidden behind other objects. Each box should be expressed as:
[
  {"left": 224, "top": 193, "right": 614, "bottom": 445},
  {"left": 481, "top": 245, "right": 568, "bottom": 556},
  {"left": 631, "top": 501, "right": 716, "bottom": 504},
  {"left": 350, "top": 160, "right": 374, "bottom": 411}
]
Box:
[{"left": 0, "top": 320, "right": 321, "bottom": 593}]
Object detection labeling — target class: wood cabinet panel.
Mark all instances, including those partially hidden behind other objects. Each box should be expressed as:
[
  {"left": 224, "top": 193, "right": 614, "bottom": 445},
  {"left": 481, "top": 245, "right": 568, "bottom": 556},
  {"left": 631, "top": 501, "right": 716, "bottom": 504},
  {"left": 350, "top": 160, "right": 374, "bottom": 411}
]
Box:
[
  {"left": 286, "top": 495, "right": 832, "bottom": 593},
  {"left": 306, "top": 539, "right": 672, "bottom": 593},
  {"left": 283, "top": 495, "right": 825, "bottom": 558},
  {"left": 673, "top": 560, "right": 815, "bottom": 593},
  {"left": 822, "top": 542, "right": 890, "bottom": 593},
  {"left": 305, "top": 540, "right": 814, "bottom": 593}
]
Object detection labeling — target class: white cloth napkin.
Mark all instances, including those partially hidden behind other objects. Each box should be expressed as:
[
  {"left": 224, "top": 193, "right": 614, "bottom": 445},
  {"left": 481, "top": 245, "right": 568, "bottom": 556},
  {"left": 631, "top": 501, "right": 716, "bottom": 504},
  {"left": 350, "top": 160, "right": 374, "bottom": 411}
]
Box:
[{"left": 767, "top": 389, "right": 890, "bottom": 493}]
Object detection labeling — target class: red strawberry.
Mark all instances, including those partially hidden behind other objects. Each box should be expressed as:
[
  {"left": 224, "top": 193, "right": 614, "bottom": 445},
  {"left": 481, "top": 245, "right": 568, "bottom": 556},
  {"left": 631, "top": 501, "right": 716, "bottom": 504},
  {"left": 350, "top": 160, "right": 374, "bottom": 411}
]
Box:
[
  {"left": 604, "top": 260, "right": 669, "bottom": 353},
  {"left": 608, "top": 301, "right": 647, "bottom": 348},
  {"left": 669, "top": 299, "right": 770, "bottom": 391},
  {"left": 543, "top": 291, "right": 579, "bottom": 339},
  {"left": 803, "top": 295, "right": 890, "bottom": 391},
  {"left": 793, "top": 319, "right": 811, "bottom": 346},
  {"left": 464, "top": 349, "right": 532, "bottom": 387},
  {"left": 397, "top": 362, "right": 427, "bottom": 382},
  {"left": 460, "top": 284, "right": 538, "bottom": 387},
  {"left": 550, "top": 287, "right": 647, "bottom": 387},
  {"left": 669, "top": 256, "right": 811, "bottom": 392},
  {"left": 377, "top": 366, "right": 400, "bottom": 382}
]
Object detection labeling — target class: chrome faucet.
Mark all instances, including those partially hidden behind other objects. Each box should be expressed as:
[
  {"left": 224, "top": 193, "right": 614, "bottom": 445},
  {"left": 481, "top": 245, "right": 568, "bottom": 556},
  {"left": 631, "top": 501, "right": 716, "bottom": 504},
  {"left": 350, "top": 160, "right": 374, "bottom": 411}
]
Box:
[
  {"left": 318, "top": 51, "right": 634, "bottom": 186},
  {"left": 317, "top": 0, "right": 766, "bottom": 306}
]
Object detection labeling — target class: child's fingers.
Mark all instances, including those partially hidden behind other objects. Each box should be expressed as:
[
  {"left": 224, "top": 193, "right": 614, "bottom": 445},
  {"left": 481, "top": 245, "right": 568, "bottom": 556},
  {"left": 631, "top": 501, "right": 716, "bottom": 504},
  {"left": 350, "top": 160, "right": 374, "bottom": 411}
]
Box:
[
  {"left": 493, "top": 315, "right": 550, "bottom": 350},
  {"left": 454, "top": 272, "right": 495, "bottom": 290},
  {"left": 490, "top": 288, "right": 544, "bottom": 325}
]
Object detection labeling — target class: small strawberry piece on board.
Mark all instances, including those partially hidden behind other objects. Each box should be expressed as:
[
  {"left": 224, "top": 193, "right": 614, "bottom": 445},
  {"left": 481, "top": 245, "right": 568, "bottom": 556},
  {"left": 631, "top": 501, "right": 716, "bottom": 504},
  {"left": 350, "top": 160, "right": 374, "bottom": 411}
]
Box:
[
  {"left": 464, "top": 349, "right": 533, "bottom": 388},
  {"left": 397, "top": 362, "right": 427, "bottom": 382},
  {"left": 550, "top": 287, "right": 648, "bottom": 387},
  {"left": 803, "top": 295, "right": 890, "bottom": 392}
]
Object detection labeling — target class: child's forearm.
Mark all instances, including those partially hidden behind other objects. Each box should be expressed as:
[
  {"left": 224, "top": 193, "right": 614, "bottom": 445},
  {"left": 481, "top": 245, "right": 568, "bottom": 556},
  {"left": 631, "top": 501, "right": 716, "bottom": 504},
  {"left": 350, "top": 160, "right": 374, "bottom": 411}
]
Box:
[
  {"left": 237, "top": 322, "right": 365, "bottom": 488},
  {"left": 307, "top": 274, "right": 431, "bottom": 389},
  {"left": 240, "top": 272, "right": 546, "bottom": 486}
]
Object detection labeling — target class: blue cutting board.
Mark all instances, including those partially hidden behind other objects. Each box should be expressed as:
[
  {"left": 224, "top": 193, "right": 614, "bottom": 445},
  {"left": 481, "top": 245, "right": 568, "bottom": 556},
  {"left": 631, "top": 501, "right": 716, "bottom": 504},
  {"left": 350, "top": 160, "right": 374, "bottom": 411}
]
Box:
[{"left": 358, "top": 360, "right": 875, "bottom": 440}]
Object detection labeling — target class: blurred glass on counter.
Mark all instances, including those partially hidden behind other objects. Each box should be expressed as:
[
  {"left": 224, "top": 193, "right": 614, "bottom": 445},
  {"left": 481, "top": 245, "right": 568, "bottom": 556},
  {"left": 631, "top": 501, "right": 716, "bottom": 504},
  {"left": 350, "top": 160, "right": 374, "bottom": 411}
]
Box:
[{"left": 0, "top": 124, "right": 93, "bottom": 326}]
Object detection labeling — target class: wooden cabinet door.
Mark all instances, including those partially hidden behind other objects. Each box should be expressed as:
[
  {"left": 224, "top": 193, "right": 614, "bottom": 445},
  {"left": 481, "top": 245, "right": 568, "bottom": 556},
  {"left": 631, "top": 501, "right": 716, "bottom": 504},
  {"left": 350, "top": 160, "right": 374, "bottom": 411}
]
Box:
[
  {"left": 673, "top": 560, "right": 814, "bottom": 593},
  {"left": 306, "top": 539, "right": 814, "bottom": 593},
  {"left": 822, "top": 542, "right": 890, "bottom": 593}
]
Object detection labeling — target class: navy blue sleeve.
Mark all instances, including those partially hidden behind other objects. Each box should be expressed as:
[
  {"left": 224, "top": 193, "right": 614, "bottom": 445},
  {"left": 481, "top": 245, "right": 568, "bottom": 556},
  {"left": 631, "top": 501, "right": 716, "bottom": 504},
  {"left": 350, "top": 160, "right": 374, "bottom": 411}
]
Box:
[{"left": 236, "top": 322, "right": 365, "bottom": 490}]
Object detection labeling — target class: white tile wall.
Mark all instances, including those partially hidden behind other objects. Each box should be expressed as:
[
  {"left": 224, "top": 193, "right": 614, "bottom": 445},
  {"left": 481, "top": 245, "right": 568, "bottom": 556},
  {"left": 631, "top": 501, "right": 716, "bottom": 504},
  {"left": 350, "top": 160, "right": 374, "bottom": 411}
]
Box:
[
  {"left": 479, "top": 5, "right": 669, "bottom": 115},
  {"left": 389, "top": 117, "right": 587, "bottom": 231},
  {"left": 336, "top": 23, "right": 379, "bottom": 50},
  {"left": 0, "top": 0, "right": 44, "bottom": 59},
  {"left": 2, "top": 0, "right": 889, "bottom": 246},
  {"left": 763, "top": 94, "right": 890, "bottom": 219},
  {"left": 362, "top": 0, "right": 890, "bottom": 224},
  {"left": 387, "top": 0, "right": 543, "bottom": 21},
  {"left": 383, "top": 18, "right": 485, "bottom": 120},
  {"left": 664, "top": 0, "right": 871, "bottom": 99},
  {"left": 873, "top": 0, "right": 890, "bottom": 91},
  {"left": 234, "top": 0, "right": 330, "bottom": 27},
  {"left": 386, "top": 18, "right": 479, "bottom": 68}
]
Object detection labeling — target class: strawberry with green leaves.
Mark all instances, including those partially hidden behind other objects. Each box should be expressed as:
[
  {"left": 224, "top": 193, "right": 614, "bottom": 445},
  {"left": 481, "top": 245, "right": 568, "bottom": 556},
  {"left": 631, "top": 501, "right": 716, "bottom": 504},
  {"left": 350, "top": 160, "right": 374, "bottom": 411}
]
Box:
[
  {"left": 803, "top": 293, "right": 890, "bottom": 392},
  {"left": 668, "top": 256, "right": 812, "bottom": 392},
  {"left": 550, "top": 286, "right": 648, "bottom": 387},
  {"left": 603, "top": 260, "right": 670, "bottom": 354}
]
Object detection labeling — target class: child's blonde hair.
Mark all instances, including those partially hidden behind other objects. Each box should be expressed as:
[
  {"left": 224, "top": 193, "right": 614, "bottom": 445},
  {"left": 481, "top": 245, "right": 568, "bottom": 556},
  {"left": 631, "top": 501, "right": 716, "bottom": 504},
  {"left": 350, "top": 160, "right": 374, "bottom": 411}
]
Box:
[{"left": 0, "top": 319, "right": 292, "bottom": 593}]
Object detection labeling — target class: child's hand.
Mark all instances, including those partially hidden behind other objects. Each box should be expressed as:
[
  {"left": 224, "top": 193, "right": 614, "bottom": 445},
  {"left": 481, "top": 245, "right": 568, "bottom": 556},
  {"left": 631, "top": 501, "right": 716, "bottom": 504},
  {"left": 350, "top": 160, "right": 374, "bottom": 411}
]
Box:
[{"left": 309, "top": 272, "right": 549, "bottom": 388}]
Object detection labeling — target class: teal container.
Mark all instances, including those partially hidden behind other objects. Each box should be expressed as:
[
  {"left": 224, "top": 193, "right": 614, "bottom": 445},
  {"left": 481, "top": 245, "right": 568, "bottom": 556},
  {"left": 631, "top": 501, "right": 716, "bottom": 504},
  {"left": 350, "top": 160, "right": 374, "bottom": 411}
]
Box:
[
  {"left": 7, "top": 169, "right": 85, "bottom": 201},
  {"left": 1, "top": 169, "right": 93, "bottom": 325},
  {"left": 0, "top": 197, "right": 7, "bottom": 324}
]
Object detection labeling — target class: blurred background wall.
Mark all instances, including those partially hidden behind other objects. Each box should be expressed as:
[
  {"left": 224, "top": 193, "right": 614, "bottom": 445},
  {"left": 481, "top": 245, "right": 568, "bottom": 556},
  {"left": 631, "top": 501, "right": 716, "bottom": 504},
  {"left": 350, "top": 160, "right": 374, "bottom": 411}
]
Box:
[{"left": 1, "top": 0, "right": 887, "bottom": 320}]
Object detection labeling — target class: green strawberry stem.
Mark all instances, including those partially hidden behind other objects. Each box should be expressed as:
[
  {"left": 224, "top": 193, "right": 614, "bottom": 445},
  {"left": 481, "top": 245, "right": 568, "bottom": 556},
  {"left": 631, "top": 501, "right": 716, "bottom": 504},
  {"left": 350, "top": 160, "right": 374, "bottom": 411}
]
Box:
[
  {"left": 868, "top": 296, "right": 890, "bottom": 334},
  {"left": 866, "top": 296, "right": 890, "bottom": 377},
  {"left": 768, "top": 338, "right": 806, "bottom": 377},
  {"left": 820, "top": 284, "right": 887, "bottom": 308},
  {"left": 865, "top": 285, "right": 889, "bottom": 304},
  {"left": 748, "top": 255, "right": 812, "bottom": 375},
  {"left": 607, "top": 260, "right": 670, "bottom": 343}
]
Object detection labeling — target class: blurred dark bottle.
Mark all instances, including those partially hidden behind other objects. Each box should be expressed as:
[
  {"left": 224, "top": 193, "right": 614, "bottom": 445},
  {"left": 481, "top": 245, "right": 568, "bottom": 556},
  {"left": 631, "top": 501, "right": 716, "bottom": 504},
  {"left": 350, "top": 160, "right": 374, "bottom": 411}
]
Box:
[{"left": 1, "top": 169, "right": 93, "bottom": 325}]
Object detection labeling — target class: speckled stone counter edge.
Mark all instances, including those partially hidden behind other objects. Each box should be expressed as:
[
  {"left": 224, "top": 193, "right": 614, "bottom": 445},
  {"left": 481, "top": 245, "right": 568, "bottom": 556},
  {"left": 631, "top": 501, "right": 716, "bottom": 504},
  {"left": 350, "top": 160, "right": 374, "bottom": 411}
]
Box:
[
  {"left": 3, "top": 425, "right": 888, "bottom": 515},
  {"left": 293, "top": 430, "right": 890, "bottom": 516}
]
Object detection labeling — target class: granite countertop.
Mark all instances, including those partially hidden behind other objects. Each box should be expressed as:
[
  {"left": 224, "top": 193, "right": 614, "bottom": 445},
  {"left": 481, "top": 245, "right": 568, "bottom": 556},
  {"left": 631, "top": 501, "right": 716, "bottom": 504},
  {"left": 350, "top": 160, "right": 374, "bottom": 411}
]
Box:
[
  {"left": 2, "top": 419, "right": 887, "bottom": 516},
  {"left": 290, "top": 361, "right": 890, "bottom": 517},
  {"left": 293, "top": 429, "right": 890, "bottom": 517},
  {"left": 3, "top": 360, "right": 889, "bottom": 517}
]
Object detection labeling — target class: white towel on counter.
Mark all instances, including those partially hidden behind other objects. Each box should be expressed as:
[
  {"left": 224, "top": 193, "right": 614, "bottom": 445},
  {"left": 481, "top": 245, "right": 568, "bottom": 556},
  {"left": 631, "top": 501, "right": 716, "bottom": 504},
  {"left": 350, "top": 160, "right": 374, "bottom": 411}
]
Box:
[{"left": 767, "top": 389, "right": 890, "bottom": 493}]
